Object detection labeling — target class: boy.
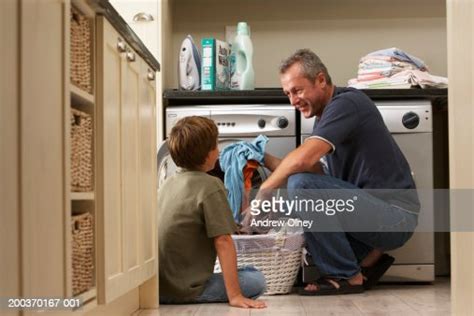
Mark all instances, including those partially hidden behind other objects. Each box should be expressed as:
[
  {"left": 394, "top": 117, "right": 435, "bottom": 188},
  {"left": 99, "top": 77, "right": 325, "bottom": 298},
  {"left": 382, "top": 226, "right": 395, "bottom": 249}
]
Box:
[{"left": 158, "top": 116, "right": 267, "bottom": 308}]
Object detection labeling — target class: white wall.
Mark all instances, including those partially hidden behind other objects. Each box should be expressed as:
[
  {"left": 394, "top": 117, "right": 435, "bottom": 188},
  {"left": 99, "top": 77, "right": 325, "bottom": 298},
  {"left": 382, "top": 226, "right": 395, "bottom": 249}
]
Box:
[{"left": 169, "top": 0, "right": 447, "bottom": 88}]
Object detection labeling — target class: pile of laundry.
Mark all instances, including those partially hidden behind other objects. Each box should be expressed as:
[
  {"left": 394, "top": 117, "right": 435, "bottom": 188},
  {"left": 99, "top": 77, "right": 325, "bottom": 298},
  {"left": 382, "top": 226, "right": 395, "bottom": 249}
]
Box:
[{"left": 348, "top": 48, "right": 448, "bottom": 89}]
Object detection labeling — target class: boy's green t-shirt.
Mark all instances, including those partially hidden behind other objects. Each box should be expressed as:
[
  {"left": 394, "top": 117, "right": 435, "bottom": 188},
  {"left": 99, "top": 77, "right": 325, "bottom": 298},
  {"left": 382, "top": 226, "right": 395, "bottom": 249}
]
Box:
[{"left": 158, "top": 170, "right": 237, "bottom": 302}]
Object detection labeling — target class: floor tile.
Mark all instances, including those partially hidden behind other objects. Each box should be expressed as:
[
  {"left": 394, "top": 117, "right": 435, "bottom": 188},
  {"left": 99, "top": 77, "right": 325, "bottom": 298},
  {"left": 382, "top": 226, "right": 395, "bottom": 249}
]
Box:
[
  {"left": 300, "top": 295, "right": 363, "bottom": 315},
  {"left": 195, "top": 303, "right": 250, "bottom": 316},
  {"left": 156, "top": 304, "right": 199, "bottom": 315}
]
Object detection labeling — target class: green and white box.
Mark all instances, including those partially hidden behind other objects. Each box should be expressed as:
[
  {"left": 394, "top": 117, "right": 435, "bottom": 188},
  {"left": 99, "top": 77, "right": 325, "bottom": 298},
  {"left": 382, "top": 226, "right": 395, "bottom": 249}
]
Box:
[
  {"left": 201, "top": 38, "right": 230, "bottom": 91},
  {"left": 201, "top": 38, "right": 215, "bottom": 90}
]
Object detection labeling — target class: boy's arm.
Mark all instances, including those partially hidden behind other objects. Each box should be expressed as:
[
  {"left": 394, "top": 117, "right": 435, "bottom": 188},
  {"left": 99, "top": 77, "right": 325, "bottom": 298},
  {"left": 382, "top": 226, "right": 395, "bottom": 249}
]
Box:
[{"left": 214, "top": 235, "right": 266, "bottom": 309}]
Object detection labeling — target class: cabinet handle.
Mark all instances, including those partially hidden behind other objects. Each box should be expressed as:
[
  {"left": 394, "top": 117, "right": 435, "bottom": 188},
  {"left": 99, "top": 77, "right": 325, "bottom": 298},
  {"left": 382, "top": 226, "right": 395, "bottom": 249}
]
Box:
[
  {"left": 117, "top": 38, "right": 127, "bottom": 52},
  {"left": 126, "top": 51, "right": 136, "bottom": 62},
  {"left": 133, "top": 12, "right": 154, "bottom": 22},
  {"left": 147, "top": 69, "right": 155, "bottom": 81}
]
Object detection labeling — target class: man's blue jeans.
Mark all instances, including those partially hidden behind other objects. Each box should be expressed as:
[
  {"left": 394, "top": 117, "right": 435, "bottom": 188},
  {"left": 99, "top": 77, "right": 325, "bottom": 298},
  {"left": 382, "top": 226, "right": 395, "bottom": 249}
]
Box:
[
  {"left": 194, "top": 266, "right": 266, "bottom": 303},
  {"left": 287, "top": 173, "right": 418, "bottom": 279}
]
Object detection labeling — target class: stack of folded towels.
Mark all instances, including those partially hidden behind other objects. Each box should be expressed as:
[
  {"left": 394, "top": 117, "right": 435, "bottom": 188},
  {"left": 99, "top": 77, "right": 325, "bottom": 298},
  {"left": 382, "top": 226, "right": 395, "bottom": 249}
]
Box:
[{"left": 348, "top": 47, "right": 448, "bottom": 89}]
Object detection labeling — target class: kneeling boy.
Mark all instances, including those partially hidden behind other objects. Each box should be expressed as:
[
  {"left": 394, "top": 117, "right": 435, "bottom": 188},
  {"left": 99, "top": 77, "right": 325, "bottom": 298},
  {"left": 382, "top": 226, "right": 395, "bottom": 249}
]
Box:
[{"left": 158, "top": 116, "right": 266, "bottom": 308}]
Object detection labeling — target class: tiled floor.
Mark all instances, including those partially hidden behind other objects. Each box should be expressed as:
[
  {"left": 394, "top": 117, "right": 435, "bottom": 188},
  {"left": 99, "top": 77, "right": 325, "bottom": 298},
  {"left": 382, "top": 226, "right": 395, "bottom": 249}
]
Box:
[{"left": 134, "top": 278, "right": 451, "bottom": 316}]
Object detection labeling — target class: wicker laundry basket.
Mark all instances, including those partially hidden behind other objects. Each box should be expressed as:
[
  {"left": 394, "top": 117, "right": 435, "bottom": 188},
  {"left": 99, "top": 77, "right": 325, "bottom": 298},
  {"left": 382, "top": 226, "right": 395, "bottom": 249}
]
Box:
[
  {"left": 72, "top": 212, "right": 94, "bottom": 296},
  {"left": 70, "top": 108, "right": 93, "bottom": 192},
  {"left": 215, "top": 231, "right": 304, "bottom": 295},
  {"left": 70, "top": 6, "right": 92, "bottom": 93}
]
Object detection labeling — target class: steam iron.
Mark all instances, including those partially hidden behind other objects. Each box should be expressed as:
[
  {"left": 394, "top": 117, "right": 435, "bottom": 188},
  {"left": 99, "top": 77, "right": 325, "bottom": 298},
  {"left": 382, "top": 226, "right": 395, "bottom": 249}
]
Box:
[{"left": 178, "top": 35, "right": 201, "bottom": 90}]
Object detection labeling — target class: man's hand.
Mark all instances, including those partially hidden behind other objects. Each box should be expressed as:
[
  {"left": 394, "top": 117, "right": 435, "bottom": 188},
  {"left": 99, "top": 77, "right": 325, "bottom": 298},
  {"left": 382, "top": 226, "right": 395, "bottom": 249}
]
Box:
[{"left": 229, "top": 294, "right": 266, "bottom": 309}]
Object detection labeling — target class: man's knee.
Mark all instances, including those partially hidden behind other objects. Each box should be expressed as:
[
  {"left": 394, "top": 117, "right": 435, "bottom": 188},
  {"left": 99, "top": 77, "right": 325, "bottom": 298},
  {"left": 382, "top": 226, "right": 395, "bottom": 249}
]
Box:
[{"left": 288, "top": 173, "right": 314, "bottom": 190}]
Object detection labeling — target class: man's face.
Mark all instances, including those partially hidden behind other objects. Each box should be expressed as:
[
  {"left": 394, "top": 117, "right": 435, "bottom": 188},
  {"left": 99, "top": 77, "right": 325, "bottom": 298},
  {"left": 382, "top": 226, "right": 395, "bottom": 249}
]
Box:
[{"left": 280, "top": 63, "right": 328, "bottom": 118}]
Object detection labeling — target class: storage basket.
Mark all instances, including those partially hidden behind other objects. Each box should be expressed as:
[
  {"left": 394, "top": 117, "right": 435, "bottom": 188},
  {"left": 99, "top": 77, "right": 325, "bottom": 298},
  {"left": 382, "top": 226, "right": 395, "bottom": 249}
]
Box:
[
  {"left": 72, "top": 212, "right": 94, "bottom": 296},
  {"left": 215, "top": 231, "right": 304, "bottom": 295},
  {"left": 71, "top": 108, "right": 93, "bottom": 192},
  {"left": 70, "top": 6, "right": 92, "bottom": 93}
]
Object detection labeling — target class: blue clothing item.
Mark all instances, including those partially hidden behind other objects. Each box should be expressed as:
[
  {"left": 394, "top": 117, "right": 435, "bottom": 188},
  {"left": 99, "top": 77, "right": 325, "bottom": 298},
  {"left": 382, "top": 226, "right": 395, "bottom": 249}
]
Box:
[
  {"left": 287, "top": 173, "right": 418, "bottom": 279},
  {"left": 367, "top": 47, "right": 426, "bottom": 69},
  {"left": 219, "top": 135, "right": 268, "bottom": 222},
  {"left": 194, "top": 266, "right": 266, "bottom": 303},
  {"left": 311, "top": 86, "right": 420, "bottom": 213}
]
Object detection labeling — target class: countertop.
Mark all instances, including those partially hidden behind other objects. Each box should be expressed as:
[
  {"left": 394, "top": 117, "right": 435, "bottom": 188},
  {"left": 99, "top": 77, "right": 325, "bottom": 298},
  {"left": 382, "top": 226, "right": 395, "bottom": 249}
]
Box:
[
  {"left": 87, "top": 0, "right": 160, "bottom": 72},
  {"left": 163, "top": 88, "right": 448, "bottom": 106}
]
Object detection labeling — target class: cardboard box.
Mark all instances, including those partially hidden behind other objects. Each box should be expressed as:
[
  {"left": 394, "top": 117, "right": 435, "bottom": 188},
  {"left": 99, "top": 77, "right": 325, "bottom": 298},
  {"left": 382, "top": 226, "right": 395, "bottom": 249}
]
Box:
[{"left": 201, "top": 38, "right": 230, "bottom": 91}]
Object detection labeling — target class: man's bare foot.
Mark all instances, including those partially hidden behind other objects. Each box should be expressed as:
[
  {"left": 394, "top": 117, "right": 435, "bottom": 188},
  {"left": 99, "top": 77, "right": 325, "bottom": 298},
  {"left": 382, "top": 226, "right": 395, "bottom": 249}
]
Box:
[
  {"left": 304, "top": 272, "right": 363, "bottom": 292},
  {"left": 360, "top": 248, "right": 384, "bottom": 269}
]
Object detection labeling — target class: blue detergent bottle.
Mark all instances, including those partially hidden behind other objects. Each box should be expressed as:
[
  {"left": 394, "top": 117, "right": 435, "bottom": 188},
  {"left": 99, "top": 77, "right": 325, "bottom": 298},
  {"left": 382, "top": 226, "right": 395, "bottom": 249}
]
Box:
[{"left": 230, "top": 22, "right": 255, "bottom": 90}]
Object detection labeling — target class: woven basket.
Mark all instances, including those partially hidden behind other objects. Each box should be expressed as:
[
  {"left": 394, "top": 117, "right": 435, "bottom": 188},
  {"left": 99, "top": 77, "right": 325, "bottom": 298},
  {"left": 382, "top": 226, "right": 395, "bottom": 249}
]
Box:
[
  {"left": 72, "top": 213, "right": 94, "bottom": 296},
  {"left": 70, "top": 6, "right": 92, "bottom": 93},
  {"left": 215, "top": 232, "right": 304, "bottom": 295},
  {"left": 71, "top": 108, "right": 93, "bottom": 192}
]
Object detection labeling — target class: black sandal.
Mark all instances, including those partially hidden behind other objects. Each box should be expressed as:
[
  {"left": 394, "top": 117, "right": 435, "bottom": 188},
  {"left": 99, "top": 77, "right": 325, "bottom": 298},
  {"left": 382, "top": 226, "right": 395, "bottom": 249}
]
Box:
[
  {"left": 361, "top": 254, "right": 395, "bottom": 290},
  {"left": 298, "top": 279, "right": 365, "bottom": 296}
]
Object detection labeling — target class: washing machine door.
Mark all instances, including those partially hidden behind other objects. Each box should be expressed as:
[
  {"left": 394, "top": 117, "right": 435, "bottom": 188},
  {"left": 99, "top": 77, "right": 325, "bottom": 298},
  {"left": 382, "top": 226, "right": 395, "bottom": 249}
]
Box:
[{"left": 157, "top": 140, "right": 179, "bottom": 189}]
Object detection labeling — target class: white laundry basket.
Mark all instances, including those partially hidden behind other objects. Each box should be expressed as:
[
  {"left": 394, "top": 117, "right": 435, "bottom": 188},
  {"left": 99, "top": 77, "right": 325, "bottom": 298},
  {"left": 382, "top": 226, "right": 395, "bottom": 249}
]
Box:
[{"left": 215, "top": 229, "right": 304, "bottom": 295}]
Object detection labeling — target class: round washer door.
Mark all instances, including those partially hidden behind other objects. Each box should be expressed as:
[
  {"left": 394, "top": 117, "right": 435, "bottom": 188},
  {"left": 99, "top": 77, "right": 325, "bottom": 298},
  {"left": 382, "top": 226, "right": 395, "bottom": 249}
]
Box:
[{"left": 157, "top": 140, "right": 179, "bottom": 189}]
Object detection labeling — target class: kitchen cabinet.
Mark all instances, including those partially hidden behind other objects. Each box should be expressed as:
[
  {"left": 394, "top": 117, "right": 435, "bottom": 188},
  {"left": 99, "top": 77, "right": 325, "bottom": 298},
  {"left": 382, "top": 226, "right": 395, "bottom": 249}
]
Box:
[
  {"left": 96, "top": 16, "right": 157, "bottom": 305},
  {"left": 1, "top": 0, "right": 159, "bottom": 313},
  {"left": 109, "top": 0, "right": 160, "bottom": 61}
]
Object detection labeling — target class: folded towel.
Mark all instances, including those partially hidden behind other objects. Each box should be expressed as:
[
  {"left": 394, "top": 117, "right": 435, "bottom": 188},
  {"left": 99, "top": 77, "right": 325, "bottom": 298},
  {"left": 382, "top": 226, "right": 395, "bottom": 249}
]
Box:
[
  {"left": 219, "top": 135, "right": 268, "bottom": 222},
  {"left": 366, "top": 47, "right": 427, "bottom": 70}
]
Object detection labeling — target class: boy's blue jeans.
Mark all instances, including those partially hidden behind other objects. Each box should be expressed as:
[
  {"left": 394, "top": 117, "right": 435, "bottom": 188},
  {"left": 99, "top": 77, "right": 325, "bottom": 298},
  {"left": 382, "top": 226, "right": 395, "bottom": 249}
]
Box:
[
  {"left": 194, "top": 266, "right": 266, "bottom": 303},
  {"left": 159, "top": 266, "right": 266, "bottom": 304},
  {"left": 287, "top": 173, "right": 418, "bottom": 279}
]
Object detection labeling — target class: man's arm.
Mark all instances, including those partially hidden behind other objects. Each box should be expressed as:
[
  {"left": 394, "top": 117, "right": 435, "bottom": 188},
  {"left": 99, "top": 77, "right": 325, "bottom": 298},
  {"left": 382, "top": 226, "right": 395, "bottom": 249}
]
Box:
[
  {"left": 214, "top": 235, "right": 266, "bottom": 309},
  {"left": 263, "top": 153, "right": 282, "bottom": 172},
  {"left": 260, "top": 138, "right": 331, "bottom": 190}
]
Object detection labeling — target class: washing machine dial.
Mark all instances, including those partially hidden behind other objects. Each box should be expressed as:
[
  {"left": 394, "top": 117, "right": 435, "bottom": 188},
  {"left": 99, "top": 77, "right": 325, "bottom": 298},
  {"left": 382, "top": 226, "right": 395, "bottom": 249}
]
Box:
[
  {"left": 402, "top": 112, "right": 420, "bottom": 129},
  {"left": 277, "top": 116, "right": 289, "bottom": 129},
  {"left": 257, "top": 119, "right": 266, "bottom": 128}
]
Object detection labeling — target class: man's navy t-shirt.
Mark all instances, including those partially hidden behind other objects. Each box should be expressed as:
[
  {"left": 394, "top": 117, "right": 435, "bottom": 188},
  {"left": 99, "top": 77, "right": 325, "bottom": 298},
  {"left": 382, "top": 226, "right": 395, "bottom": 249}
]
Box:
[{"left": 309, "top": 87, "right": 420, "bottom": 212}]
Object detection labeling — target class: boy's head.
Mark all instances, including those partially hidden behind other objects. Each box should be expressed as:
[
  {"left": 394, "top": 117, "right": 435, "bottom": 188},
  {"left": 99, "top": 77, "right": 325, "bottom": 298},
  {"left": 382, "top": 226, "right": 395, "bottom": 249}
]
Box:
[{"left": 168, "top": 116, "right": 219, "bottom": 171}]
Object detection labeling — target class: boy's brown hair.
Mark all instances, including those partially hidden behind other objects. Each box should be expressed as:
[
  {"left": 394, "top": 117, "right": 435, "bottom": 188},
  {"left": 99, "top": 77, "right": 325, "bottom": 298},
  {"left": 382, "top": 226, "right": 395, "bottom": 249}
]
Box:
[{"left": 168, "top": 116, "right": 218, "bottom": 170}]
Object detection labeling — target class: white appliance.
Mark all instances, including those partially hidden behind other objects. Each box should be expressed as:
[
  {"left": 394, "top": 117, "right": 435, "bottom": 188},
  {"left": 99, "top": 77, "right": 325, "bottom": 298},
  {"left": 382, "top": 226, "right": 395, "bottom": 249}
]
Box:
[
  {"left": 159, "top": 105, "right": 297, "bottom": 188},
  {"left": 301, "top": 100, "right": 435, "bottom": 282}
]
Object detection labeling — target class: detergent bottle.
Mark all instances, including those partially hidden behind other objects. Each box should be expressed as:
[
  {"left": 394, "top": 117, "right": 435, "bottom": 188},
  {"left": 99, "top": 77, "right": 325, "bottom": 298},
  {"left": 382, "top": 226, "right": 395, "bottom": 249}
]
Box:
[{"left": 230, "top": 22, "right": 255, "bottom": 90}]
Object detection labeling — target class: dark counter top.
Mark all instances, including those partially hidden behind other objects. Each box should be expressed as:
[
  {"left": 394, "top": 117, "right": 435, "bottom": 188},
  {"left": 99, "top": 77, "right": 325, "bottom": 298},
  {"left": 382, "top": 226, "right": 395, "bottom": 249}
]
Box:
[
  {"left": 87, "top": 0, "right": 160, "bottom": 72},
  {"left": 163, "top": 88, "right": 448, "bottom": 106}
]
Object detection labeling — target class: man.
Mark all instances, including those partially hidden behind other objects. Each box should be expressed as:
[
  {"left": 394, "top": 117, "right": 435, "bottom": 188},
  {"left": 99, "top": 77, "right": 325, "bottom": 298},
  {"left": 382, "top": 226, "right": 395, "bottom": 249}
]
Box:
[{"left": 259, "top": 49, "right": 419, "bottom": 295}]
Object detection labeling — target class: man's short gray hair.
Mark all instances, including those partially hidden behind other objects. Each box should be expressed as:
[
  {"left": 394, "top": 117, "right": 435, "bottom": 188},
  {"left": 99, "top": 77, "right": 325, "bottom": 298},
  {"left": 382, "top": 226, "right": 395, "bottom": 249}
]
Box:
[{"left": 279, "top": 49, "right": 332, "bottom": 85}]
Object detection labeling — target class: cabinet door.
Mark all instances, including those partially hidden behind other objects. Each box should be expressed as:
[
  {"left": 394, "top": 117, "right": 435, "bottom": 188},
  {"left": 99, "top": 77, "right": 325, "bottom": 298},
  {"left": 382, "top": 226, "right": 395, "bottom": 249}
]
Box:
[
  {"left": 97, "top": 17, "right": 157, "bottom": 304},
  {"left": 137, "top": 60, "right": 157, "bottom": 284},
  {"left": 97, "top": 17, "right": 126, "bottom": 303}
]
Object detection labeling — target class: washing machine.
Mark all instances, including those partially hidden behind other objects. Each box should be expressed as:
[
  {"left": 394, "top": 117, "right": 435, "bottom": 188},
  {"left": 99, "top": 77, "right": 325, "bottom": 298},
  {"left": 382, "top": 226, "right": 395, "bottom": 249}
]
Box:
[
  {"left": 300, "top": 100, "right": 435, "bottom": 282},
  {"left": 158, "top": 105, "right": 297, "bottom": 189}
]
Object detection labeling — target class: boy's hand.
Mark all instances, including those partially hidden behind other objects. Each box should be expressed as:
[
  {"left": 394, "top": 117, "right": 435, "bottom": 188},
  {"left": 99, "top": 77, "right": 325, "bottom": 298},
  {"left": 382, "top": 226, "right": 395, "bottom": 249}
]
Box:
[{"left": 229, "top": 294, "right": 266, "bottom": 309}]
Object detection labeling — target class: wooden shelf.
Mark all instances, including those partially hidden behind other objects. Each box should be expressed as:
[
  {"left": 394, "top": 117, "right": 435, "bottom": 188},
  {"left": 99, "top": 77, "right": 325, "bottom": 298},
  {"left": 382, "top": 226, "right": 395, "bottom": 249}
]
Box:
[
  {"left": 74, "top": 287, "right": 97, "bottom": 309},
  {"left": 71, "top": 192, "right": 95, "bottom": 200},
  {"left": 71, "top": 84, "right": 94, "bottom": 106}
]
